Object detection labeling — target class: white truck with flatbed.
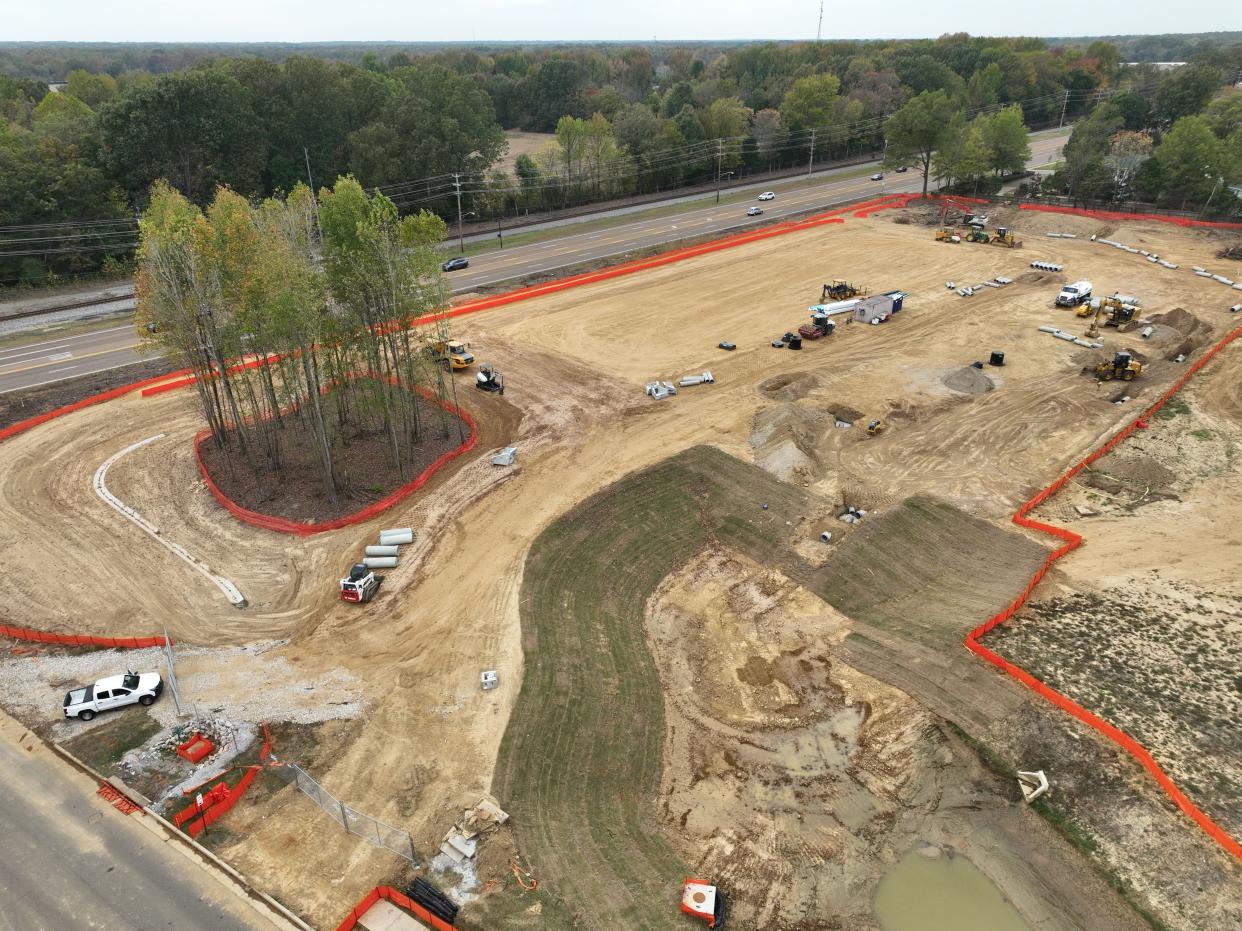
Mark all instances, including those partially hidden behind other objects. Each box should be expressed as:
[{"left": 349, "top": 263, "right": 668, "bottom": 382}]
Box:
[{"left": 63, "top": 672, "right": 163, "bottom": 721}]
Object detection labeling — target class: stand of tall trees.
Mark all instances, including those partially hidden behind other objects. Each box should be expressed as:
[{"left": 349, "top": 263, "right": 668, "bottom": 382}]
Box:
[{"left": 136, "top": 178, "right": 459, "bottom": 502}]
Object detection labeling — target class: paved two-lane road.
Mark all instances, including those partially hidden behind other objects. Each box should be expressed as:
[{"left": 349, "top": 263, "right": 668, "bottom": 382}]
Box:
[
  {"left": 0, "top": 713, "right": 284, "bottom": 931},
  {"left": 0, "top": 131, "right": 1065, "bottom": 396}
]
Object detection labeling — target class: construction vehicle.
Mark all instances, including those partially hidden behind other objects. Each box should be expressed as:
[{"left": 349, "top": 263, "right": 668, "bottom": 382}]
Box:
[
  {"left": 867, "top": 419, "right": 885, "bottom": 436},
  {"left": 682, "top": 879, "right": 726, "bottom": 929},
  {"left": 1095, "top": 350, "right": 1143, "bottom": 382},
  {"left": 797, "top": 312, "right": 836, "bottom": 341},
  {"left": 965, "top": 228, "right": 990, "bottom": 244},
  {"left": 822, "top": 279, "right": 866, "bottom": 301},
  {"left": 935, "top": 227, "right": 961, "bottom": 243},
  {"left": 990, "top": 227, "right": 1021, "bottom": 248},
  {"left": 475, "top": 364, "right": 504, "bottom": 394},
  {"left": 340, "top": 564, "right": 381, "bottom": 603},
  {"left": 428, "top": 339, "right": 474, "bottom": 370},
  {"left": 1056, "top": 280, "right": 1093, "bottom": 308}
]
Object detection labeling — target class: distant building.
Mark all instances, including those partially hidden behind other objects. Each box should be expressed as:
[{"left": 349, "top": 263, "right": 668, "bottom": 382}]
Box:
[
  {"left": 1121, "top": 61, "right": 1186, "bottom": 70},
  {"left": 47, "top": 82, "right": 67, "bottom": 93}
]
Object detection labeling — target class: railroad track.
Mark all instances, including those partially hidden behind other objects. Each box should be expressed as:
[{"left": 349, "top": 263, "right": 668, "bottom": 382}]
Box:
[{"left": 0, "top": 288, "right": 136, "bottom": 323}]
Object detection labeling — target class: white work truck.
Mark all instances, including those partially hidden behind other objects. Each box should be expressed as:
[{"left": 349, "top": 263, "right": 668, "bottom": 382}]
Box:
[
  {"left": 1056, "top": 280, "right": 1093, "bottom": 307},
  {"left": 63, "top": 672, "right": 163, "bottom": 721}
]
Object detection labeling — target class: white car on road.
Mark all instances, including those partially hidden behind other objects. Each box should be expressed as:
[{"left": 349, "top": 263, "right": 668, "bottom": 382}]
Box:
[
  {"left": 64, "top": 672, "right": 163, "bottom": 721},
  {"left": 870, "top": 173, "right": 884, "bottom": 181},
  {"left": 757, "top": 192, "right": 776, "bottom": 201}
]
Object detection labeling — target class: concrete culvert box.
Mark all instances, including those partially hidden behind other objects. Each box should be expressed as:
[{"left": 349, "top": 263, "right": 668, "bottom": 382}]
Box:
[
  {"left": 363, "top": 556, "right": 398, "bottom": 569},
  {"left": 366, "top": 545, "right": 400, "bottom": 557},
  {"left": 379, "top": 528, "right": 414, "bottom": 545}
]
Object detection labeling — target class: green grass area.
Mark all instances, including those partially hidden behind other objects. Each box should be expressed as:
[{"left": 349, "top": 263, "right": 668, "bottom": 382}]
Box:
[
  {"left": 453, "top": 166, "right": 879, "bottom": 260},
  {"left": 812, "top": 497, "right": 1048, "bottom": 652},
  {"left": 59, "top": 707, "right": 162, "bottom": 775},
  {"left": 1155, "top": 398, "right": 1191, "bottom": 421},
  {"left": 488, "top": 445, "right": 813, "bottom": 930}
]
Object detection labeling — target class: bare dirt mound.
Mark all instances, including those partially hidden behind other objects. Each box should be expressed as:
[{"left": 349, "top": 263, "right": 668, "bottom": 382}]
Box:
[
  {"left": 749, "top": 403, "right": 828, "bottom": 482},
  {"left": 1148, "top": 308, "right": 1213, "bottom": 361},
  {"left": 758, "top": 371, "right": 820, "bottom": 402},
  {"left": 942, "top": 365, "right": 996, "bottom": 395}
]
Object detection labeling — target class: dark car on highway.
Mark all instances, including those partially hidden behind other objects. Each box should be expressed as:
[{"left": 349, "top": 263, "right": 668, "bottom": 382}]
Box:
[{"left": 442, "top": 257, "right": 469, "bottom": 272}]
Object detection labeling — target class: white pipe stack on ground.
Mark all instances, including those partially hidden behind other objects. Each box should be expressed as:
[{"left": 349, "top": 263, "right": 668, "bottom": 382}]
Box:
[
  {"left": 379, "top": 528, "right": 413, "bottom": 545},
  {"left": 366, "top": 545, "right": 400, "bottom": 557},
  {"left": 363, "top": 556, "right": 398, "bottom": 569}
]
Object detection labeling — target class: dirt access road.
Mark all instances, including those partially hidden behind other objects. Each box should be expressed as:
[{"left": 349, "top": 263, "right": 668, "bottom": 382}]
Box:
[{"left": 0, "top": 204, "right": 1238, "bottom": 928}]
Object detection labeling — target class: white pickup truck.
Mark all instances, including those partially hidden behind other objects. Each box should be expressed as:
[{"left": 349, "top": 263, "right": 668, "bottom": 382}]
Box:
[{"left": 63, "top": 672, "right": 163, "bottom": 721}]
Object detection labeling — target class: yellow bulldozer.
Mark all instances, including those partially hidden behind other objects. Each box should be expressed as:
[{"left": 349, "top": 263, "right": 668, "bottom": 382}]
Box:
[
  {"left": 867, "top": 419, "right": 885, "bottom": 436},
  {"left": 1095, "top": 350, "right": 1143, "bottom": 382},
  {"left": 990, "top": 227, "right": 1021, "bottom": 248}
]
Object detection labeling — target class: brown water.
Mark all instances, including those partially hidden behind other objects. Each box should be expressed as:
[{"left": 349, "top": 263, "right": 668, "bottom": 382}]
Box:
[{"left": 873, "top": 847, "right": 1033, "bottom": 931}]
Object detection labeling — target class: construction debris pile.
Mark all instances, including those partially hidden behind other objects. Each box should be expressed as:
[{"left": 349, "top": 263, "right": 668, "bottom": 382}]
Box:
[{"left": 438, "top": 794, "right": 510, "bottom": 866}]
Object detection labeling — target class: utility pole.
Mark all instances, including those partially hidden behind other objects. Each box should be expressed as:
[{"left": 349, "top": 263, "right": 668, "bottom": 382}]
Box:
[
  {"left": 816, "top": 0, "right": 823, "bottom": 43},
  {"left": 807, "top": 127, "right": 816, "bottom": 176},
  {"left": 715, "top": 139, "right": 724, "bottom": 204},
  {"left": 304, "top": 147, "right": 322, "bottom": 237},
  {"left": 453, "top": 173, "right": 465, "bottom": 254},
  {"left": 1058, "top": 89, "right": 1070, "bottom": 130},
  {"left": 497, "top": 217, "right": 504, "bottom": 248}
]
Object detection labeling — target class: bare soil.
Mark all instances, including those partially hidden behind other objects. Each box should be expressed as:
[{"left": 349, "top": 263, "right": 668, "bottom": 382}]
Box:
[
  {"left": 197, "top": 390, "right": 470, "bottom": 523},
  {"left": 0, "top": 208, "right": 1239, "bottom": 929}
]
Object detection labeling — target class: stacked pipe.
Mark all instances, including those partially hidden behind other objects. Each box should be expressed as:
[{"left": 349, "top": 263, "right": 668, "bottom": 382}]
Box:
[
  {"left": 1031, "top": 261, "right": 1063, "bottom": 272},
  {"left": 405, "top": 878, "right": 459, "bottom": 924},
  {"left": 363, "top": 527, "right": 412, "bottom": 568}
]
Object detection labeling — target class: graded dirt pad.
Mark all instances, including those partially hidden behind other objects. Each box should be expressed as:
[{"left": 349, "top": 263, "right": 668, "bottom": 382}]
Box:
[
  {"left": 1, "top": 208, "right": 1240, "bottom": 929},
  {"left": 197, "top": 391, "right": 470, "bottom": 523}
]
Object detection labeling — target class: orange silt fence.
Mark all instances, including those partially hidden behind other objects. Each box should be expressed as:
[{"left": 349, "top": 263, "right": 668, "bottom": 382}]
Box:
[{"left": 965, "top": 324, "right": 1242, "bottom": 862}]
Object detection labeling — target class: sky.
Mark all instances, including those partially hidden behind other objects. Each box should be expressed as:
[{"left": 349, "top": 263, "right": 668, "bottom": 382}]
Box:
[{"left": 6, "top": 0, "right": 1240, "bottom": 43}]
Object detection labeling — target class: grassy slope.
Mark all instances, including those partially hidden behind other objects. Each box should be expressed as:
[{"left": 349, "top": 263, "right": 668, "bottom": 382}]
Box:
[
  {"left": 489, "top": 445, "right": 809, "bottom": 929},
  {"left": 488, "top": 448, "right": 1049, "bottom": 929}
]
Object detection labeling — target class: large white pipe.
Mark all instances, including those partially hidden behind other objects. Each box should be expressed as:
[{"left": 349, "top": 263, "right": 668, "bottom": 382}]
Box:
[
  {"left": 363, "top": 556, "right": 398, "bottom": 569},
  {"left": 366, "top": 545, "right": 400, "bottom": 557},
  {"left": 379, "top": 528, "right": 413, "bottom": 545}
]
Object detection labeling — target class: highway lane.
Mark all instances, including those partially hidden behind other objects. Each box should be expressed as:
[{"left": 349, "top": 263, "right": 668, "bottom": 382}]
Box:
[
  {"left": 0, "top": 324, "right": 160, "bottom": 395},
  {"left": 0, "top": 712, "right": 281, "bottom": 931},
  {"left": 0, "top": 132, "right": 1065, "bottom": 396},
  {"left": 447, "top": 132, "right": 1065, "bottom": 291}
]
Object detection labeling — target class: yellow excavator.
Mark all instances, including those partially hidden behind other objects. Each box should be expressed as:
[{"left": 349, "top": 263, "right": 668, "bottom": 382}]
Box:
[
  {"left": 867, "top": 419, "right": 885, "bottom": 436},
  {"left": 990, "top": 227, "right": 1021, "bottom": 248},
  {"left": 1080, "top": 295, "right": 1141, "bottom": 338},
  {"left": 1095, "top": 350, "right": 1143, "bottom": 382}
]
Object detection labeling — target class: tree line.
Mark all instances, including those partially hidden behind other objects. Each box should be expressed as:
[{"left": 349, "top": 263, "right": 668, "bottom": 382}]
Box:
[
  {"left": 1045, "top": 63, "right": 1242, "bottom": 213},
  {"left": 2, "top": 34, "right": 1240, "bottom": 287}
]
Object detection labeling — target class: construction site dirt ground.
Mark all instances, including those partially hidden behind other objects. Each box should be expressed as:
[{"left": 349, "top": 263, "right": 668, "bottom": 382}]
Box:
[{"left": 0, "top": 206, "right": 1239, "bottom": 929}]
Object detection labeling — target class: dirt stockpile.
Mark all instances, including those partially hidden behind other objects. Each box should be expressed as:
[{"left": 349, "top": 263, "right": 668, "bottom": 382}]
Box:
[{"left": 943, "top": 365, "right": 996, "bottom": 394}]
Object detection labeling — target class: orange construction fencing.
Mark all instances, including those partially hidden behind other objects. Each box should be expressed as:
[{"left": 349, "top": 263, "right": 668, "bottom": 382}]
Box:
[
  {"left": 334, "top": 886, "right": 457, "bottom": 931},
  {"left": 965, "top": 324, "right": 1242, "bottom": 862}
]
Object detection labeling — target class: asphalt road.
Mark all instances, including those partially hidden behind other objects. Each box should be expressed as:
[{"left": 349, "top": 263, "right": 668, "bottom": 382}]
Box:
[
  {"left": 0, "top": 714, "right": 279, "bottom": 931},
  {"left": 0, "top": 131, "right": 1065, "bottom": 396},
  {"left": 0, "top": 322, "right": 160, "bottom": 395}
]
